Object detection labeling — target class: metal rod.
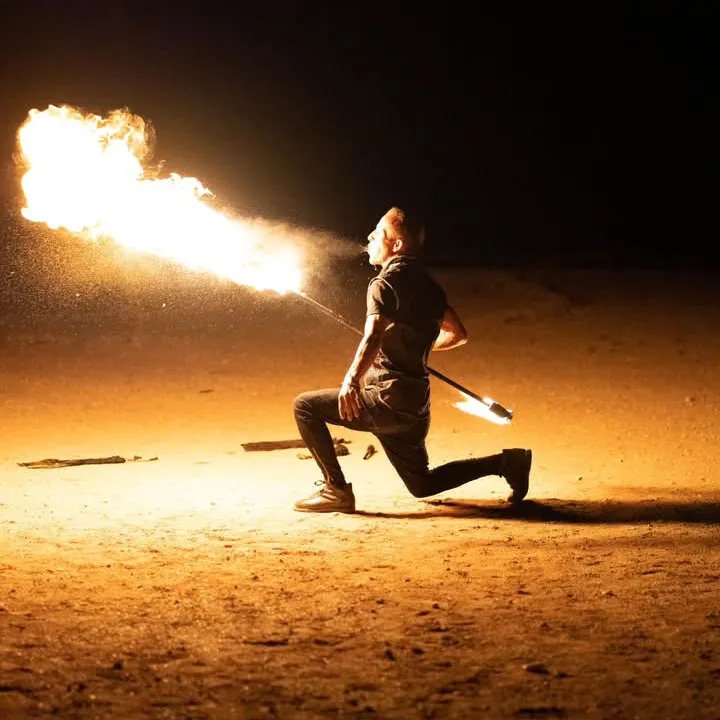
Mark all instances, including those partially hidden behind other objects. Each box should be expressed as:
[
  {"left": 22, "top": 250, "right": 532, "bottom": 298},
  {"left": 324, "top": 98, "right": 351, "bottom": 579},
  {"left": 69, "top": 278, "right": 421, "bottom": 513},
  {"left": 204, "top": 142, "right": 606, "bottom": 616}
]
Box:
[{"left": 296, "top": 291, "right": 513, "bottom": 422}]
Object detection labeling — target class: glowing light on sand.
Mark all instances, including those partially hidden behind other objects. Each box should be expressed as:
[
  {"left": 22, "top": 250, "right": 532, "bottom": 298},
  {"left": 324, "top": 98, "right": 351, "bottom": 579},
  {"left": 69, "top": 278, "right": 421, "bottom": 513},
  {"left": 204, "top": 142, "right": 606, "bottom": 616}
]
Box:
[
  {"left": 454, "top": 393, "right": 512, "bottom": 425},
  {"left": 17, "top": 105, "right": 302, "bottom": 293}
]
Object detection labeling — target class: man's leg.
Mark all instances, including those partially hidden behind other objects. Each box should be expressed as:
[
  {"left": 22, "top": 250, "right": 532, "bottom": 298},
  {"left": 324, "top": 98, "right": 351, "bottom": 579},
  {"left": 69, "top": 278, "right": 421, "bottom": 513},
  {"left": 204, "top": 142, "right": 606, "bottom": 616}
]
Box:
[
  {"left": 294, "top": 388, "right": 374, "bottom": 486},
  {"left": 294, "top": 390, "right": 532, "bottom": 508},
  {"left": 293, "top": 388, "right": 376, "bottom": 513},
  {"left": 377, "top": 424, "right": 531, "bottom": 502}
]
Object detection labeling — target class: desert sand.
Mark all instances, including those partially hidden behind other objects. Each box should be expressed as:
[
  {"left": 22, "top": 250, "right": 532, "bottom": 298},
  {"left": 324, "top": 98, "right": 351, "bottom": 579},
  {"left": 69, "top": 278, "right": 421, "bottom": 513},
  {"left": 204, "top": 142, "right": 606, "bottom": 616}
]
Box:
[{"left": 1, "top": 253, "right": 719, "bottom": 719}]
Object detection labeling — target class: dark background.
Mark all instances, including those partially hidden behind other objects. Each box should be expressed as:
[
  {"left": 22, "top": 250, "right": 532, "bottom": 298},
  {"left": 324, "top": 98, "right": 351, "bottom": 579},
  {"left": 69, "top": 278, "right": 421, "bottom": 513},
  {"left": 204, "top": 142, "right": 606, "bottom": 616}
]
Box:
[{"left": 0, "top": 2, "right": 716, "bottom": 268}]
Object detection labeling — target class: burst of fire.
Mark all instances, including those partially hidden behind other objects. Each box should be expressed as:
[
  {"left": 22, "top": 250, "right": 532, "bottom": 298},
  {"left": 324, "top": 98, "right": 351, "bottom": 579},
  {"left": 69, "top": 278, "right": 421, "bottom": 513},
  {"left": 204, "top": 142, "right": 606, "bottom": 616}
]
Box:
[
  {"left": 18, "top": 106, "right": 511, "bottom": 425},
  {"left": 453, "top": 393, "right": 511, "bottom": 425},
  {"left": 17, "top": 105, "right": 302, "bottom": 293}
]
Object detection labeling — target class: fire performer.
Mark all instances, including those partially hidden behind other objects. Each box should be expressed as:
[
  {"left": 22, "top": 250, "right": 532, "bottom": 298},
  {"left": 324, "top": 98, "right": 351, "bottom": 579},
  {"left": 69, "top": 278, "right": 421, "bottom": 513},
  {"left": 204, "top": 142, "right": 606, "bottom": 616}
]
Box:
[{"left": 294, "top": 207, "right": 532, "bottom": 513}]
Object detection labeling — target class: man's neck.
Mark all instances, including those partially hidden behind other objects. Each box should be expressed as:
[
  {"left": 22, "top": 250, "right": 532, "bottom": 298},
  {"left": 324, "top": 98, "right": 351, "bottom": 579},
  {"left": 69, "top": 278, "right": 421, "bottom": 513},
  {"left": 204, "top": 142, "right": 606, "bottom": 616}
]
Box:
[{"left": 381, "top": 253, "right": 410, "bottom": 270}]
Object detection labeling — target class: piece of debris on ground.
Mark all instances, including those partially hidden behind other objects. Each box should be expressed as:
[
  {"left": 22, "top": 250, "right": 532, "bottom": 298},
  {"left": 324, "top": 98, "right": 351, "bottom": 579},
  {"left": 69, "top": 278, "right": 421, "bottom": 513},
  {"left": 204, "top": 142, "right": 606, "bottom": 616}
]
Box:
[
  {"left": 18, "top": 455, "right": 158, "bottom": 469},
  {"left": 363, "top": 444, "right": 377, "bottom": 459},
  {"left": 243, "top": 437, "right": 350, "bottom": 452}
]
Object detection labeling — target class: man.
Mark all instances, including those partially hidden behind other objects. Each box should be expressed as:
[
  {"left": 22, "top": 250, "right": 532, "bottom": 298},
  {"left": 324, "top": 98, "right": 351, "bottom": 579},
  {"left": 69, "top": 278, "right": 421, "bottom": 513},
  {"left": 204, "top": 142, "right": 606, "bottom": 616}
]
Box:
[{"left": 293, "top": 207, "right": 532, "bottom": 513}]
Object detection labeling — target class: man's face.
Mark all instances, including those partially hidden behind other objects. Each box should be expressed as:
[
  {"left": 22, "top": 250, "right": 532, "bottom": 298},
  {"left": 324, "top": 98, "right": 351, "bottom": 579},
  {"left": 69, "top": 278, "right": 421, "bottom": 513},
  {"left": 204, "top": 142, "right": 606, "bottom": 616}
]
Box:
[{"left": 366, "top": 215, "right": 395, "bottom": 266}]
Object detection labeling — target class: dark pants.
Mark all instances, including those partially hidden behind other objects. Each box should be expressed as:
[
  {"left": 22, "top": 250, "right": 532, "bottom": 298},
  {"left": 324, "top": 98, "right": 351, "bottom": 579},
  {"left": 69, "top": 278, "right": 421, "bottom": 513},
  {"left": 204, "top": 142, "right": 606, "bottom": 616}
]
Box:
[{"left": 294, "top": 388, "right": 502, "bottom": 498}]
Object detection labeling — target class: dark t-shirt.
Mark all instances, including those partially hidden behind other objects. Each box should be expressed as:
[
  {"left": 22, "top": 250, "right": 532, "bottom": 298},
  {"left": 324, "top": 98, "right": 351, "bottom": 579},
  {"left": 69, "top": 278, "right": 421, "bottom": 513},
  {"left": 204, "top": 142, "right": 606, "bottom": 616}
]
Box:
[{"left": 365, "top": 255, "right": 447, "bottom": 418}]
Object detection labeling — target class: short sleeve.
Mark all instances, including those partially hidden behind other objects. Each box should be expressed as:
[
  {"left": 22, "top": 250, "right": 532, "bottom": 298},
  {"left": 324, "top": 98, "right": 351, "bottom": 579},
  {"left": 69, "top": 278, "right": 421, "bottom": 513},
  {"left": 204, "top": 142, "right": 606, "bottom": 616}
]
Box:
[{"left": 366, "top": 277, "right": 398, "bottom": 318}]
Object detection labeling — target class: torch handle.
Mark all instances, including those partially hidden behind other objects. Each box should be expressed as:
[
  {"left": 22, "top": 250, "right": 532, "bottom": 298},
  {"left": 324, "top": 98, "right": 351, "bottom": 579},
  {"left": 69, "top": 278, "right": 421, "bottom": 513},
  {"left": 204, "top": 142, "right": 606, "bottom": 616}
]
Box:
[
  {"left": 297, "top": 292, "right": 494, "bottom": 409},
  {"left": 423, "top": 366, "right": 485, "bottom": 404},
  {"left": 299, "top": 293, "right": 365, "bottom": 338}
]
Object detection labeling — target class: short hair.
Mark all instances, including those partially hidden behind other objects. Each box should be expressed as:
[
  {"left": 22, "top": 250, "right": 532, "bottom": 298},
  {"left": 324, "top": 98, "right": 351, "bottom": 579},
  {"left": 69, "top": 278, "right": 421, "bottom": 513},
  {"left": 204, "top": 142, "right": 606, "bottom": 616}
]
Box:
[{"left": 384, "top": 206, "right": 425, "bottom": 253}]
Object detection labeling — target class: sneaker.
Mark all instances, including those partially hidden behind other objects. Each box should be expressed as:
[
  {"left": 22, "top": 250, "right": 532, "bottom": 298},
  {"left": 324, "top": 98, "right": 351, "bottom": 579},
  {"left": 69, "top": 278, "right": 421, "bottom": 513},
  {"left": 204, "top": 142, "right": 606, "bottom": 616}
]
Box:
[
  {"left": 502, "top": 448, "right": 532, "bottom": 503},
  {"left": 294, "top": 481, "right": 356, "bottom": 514}
]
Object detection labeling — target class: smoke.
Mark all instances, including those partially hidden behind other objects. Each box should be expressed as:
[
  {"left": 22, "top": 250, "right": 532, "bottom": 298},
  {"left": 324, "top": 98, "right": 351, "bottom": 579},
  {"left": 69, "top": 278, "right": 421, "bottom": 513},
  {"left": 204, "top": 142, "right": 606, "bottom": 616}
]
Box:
[{"left": 210, "top": 208, "right": 366, "bottom": 274}]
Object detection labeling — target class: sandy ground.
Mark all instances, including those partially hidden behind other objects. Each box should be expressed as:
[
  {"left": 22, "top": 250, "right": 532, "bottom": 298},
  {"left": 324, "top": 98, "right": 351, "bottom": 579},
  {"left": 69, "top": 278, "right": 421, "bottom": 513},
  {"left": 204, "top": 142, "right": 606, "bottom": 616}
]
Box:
[{"left": 1, "top": 265, "right": 719, "bottom": 719}]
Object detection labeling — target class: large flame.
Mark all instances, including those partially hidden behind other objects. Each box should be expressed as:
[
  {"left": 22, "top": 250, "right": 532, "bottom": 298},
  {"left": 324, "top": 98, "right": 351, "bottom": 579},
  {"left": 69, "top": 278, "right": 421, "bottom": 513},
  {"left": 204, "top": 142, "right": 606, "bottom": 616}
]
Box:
[
  {"left": 17, "top": 105, "right": 302, "bottom": 293},
  {"left": 454, "top": 393, "right": 512, "bottom": 425}
]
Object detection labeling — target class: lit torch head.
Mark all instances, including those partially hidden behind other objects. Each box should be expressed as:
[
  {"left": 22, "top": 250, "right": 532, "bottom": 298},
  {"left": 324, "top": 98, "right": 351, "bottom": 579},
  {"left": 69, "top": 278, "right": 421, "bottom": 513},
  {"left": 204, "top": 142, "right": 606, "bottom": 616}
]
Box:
[{"left": 453, "top": 393, "right": 513, "bottom": 425}]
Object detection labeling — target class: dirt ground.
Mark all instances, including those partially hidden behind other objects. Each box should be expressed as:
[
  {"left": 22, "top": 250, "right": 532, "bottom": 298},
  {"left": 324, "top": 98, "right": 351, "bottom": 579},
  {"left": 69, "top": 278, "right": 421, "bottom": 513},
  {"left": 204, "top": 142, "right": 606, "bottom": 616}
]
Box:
[{"left": 1, "top": 264, "right": 719, "bottom": 719}]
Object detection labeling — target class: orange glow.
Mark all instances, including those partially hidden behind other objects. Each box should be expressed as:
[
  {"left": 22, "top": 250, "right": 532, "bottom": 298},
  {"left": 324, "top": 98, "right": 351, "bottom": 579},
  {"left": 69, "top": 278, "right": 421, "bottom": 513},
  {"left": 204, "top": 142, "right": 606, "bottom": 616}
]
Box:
[
  {"left": 453, "top": 393, "right": 512, "bottom": 425},
  {"left": 17, "top": 105, "right": 302, "bottom": 294}
]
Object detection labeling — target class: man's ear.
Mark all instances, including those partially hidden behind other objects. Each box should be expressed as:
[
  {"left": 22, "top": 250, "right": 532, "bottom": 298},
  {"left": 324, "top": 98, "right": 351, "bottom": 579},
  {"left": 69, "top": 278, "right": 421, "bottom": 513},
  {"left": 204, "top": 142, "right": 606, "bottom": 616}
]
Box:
[{"left": 392, "top": 237, "right": 404, "bottom": 254}]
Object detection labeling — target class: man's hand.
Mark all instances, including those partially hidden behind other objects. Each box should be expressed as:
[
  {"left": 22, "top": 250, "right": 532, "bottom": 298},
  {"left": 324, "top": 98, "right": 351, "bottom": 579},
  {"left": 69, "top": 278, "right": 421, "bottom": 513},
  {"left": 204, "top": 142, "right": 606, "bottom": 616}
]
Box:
[
  {"left": 338, "top": 313, "right": 390, "bottom": 421},
  {"left": 339, "top": 376, "right": 363, "bottom": 421}
]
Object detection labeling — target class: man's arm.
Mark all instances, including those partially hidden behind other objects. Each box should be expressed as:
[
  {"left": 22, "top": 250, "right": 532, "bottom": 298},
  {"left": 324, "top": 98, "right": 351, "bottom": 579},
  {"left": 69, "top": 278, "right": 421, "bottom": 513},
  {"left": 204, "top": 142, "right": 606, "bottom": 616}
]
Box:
[
  {"left": 338, "top": 313, "right": 391, "bottom": 420},
  {"left": 432, "top": 305, "right": 468, "bottom": 351}
]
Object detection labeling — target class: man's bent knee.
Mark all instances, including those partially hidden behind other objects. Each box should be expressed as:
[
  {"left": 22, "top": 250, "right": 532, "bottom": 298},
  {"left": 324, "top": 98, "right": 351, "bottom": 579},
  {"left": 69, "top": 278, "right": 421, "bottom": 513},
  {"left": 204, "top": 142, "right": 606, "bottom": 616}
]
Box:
[
  {"left": 293, "top": 392, "right": 315, "bottom": 421},
  {"left": 402, "top": 474, "right": 435, "bottom": 498}
]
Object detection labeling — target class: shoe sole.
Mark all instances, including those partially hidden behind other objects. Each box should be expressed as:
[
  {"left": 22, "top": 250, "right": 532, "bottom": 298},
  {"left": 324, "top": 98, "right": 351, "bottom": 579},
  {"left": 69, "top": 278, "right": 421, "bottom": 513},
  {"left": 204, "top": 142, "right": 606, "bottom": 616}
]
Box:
[
  {"left": 508, "top": 449, "right": 532, "bottom": 503},
  {"left": 293, "top": 505, "right": 355, "bottom": 514}
]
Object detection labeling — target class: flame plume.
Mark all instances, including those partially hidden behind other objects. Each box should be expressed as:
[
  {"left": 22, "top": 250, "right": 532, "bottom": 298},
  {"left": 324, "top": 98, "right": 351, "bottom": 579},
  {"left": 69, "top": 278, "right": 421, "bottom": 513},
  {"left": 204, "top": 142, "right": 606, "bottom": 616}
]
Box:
[{"left": 17, "top": 105, "right": 302, "bottom": 294}]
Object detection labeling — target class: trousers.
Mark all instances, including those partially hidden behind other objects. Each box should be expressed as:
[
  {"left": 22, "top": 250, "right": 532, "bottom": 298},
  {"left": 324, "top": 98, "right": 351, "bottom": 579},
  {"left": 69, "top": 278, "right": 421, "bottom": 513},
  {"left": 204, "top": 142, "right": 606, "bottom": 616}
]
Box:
[{"left": 293, "top": 387, "right": 502, "bottom": 498}]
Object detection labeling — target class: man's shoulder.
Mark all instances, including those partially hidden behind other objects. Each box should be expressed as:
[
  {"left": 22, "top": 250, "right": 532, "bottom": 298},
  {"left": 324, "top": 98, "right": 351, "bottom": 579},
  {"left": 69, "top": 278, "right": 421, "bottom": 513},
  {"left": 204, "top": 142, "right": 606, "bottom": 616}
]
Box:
[
  {"left": 368, "top": 275, "right": 395, "bottom": 293},
  {"left": 384, "top": 258, "right": 445, "bottom": 293},
  {"left": 382, "top": 257, "right": 430, "bottom": 282}
]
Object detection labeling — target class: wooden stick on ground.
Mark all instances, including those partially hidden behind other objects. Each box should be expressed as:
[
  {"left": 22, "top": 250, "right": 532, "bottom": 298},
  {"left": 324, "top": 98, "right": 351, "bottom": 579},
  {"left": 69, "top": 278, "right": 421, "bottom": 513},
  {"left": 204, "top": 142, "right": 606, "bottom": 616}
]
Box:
[
  {"left": 242, "top": 438, "right": 350, "bottom": 452},
  {"left": 18, "top": 455, "right": 158, "bottom": 469}
]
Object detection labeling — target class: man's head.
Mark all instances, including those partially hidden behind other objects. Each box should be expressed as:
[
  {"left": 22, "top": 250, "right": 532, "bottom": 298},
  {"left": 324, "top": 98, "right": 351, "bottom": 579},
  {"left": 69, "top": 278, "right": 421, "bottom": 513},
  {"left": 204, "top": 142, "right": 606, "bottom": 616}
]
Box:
[{"left": 366, "top": 207, "right": 424, "bottom": 267}]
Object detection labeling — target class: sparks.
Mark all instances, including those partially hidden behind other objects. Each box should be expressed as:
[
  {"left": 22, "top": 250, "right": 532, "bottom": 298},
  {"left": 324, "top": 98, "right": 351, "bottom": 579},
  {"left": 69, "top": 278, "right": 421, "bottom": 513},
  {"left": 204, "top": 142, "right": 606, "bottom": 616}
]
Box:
[{"left": 17, "top": 105, "right": 302, "bottom": 294}]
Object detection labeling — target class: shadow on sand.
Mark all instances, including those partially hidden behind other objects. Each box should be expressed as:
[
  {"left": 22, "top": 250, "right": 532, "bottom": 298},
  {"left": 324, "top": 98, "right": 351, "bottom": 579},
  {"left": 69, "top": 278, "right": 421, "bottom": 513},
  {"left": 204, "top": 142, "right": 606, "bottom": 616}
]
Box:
[{"left": 355, "top": 495, "right": 720, "bottom": 524}]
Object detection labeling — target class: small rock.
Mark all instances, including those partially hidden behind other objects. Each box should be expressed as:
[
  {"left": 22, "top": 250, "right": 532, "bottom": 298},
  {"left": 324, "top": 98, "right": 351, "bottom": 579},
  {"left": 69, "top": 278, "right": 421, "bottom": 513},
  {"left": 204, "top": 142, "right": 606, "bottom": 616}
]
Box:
[
  {"left": 384, "top": 648, "right": 396, "bottom": 661},
  {"left": 515, "top": 705, "right": 566, "bottom": 717},
  {"left": 244, "top": 638, "right": 289, "bottom": 647},
  {"left": 523, "top": 662, "right": 550, "bottom": 675}
]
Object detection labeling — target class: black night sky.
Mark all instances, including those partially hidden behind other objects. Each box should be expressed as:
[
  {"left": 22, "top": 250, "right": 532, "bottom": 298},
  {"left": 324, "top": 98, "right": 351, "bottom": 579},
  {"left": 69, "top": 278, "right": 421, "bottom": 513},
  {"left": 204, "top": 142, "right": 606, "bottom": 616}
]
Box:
[{"left": 0, "top": 3, "right": 716, "bottom": 267}]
